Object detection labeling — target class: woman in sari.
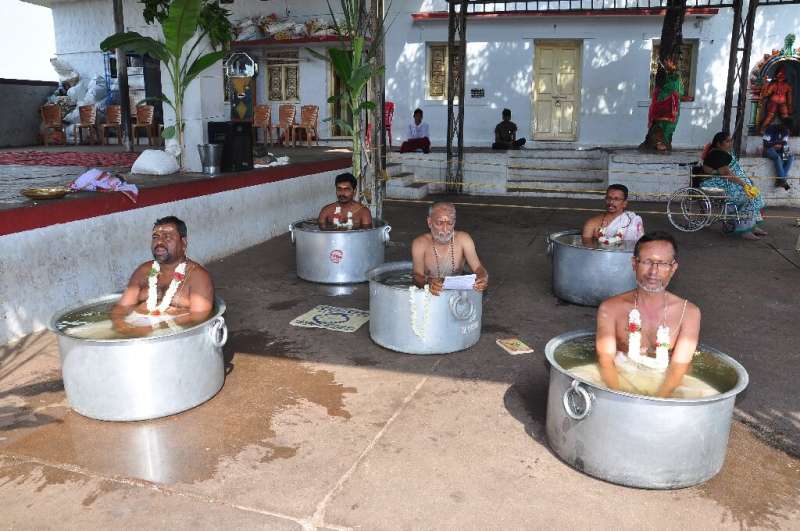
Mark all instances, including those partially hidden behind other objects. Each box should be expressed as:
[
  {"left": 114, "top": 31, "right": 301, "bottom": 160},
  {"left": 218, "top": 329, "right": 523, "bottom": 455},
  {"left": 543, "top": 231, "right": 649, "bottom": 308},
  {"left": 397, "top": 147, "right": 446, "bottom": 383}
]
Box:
[{"left": 702, "top": 132, "right": 767, "bottom": 240}]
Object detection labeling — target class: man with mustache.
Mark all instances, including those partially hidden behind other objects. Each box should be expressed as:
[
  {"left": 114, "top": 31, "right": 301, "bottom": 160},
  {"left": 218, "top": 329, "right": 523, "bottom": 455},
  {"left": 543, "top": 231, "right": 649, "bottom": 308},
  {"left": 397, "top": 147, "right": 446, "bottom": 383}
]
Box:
[
  {"left": 111, "top": 216, "right": 214, "bottom": 336},
  {"left": 582, "top": 184, "right": 644, "bottom": 245},
  {"left": 595, "top": 231, "right": 701, "bottom": 397},
  {"left": 318, "top": 172, "right": 373, "bottom": 230},
  {"left": 411, "top": 202, "right": 489, "bottom": 296}
]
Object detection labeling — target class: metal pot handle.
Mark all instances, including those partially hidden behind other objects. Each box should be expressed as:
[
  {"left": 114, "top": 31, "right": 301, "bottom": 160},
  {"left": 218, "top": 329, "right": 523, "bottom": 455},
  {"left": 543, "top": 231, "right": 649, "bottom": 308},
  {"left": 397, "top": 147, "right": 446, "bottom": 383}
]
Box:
[
  {"left": 563, "top": 380, "right": 594, "bottom": 421},
  {"left": 382, "top": 225, "right": 392, "bottom": 244},
  {"left": 449, "top": 291, "right": 476, "bottom": 321},
  {"left": 545, "top": 234, "right": 553, "bottom": 257},
  {"left": 209, "top": 317, "right": 228, "bottom": 348},
  {"left": 289, "top": 223, "right": 295, "bottom": 245}
]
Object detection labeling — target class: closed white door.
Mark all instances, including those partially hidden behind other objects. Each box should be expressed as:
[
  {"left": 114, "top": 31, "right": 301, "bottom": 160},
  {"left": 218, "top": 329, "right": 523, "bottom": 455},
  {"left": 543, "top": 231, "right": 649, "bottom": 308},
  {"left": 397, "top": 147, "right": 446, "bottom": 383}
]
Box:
[{"left": 533, "top": 41, "right": 581, "bottom": 141}]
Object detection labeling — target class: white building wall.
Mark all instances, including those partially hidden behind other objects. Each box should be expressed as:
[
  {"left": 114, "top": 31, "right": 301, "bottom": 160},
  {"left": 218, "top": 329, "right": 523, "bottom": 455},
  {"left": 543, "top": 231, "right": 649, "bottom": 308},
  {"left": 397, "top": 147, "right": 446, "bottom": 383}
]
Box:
[
  {"left": 385, "top": 2, "right": 800, "bottom": 148},
  {"left": 43, "top": 0, "right": 800, "bottom": 150}
]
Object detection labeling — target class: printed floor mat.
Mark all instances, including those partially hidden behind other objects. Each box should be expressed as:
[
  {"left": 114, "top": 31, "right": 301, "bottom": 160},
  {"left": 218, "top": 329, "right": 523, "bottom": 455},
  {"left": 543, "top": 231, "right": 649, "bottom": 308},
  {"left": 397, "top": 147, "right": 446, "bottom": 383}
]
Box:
[{"left": 290, "top": 305, "right": 369, "bottom": 333}]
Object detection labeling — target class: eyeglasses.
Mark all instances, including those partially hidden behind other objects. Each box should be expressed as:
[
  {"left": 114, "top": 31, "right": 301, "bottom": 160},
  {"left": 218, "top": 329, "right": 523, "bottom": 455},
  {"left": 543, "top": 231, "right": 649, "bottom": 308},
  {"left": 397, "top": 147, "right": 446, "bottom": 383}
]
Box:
[{"left": 636, "top": 258, "right": 676, "bottom": 270}]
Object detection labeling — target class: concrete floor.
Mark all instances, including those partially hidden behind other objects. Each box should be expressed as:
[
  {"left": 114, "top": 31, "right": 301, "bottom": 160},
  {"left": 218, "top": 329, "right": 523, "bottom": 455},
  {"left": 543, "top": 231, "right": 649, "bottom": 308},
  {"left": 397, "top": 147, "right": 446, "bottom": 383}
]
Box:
[{"left": 1, "top": 195, "right": 798, "bottom": 529}]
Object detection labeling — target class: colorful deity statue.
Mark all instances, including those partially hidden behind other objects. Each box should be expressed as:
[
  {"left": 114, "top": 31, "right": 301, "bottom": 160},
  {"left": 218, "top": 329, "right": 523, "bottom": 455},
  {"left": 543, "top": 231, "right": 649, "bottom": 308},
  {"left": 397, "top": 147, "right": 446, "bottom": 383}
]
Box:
[
  {"left": 759, "top": 67, "right": 794, "bottom": 133},
  {"left": 641, "top": 58, "right": 684, "bottom": 152}
]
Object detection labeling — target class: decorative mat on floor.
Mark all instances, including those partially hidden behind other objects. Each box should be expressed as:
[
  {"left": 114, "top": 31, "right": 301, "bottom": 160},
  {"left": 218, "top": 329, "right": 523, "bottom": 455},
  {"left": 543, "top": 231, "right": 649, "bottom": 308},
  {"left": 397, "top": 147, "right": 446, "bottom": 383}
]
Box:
[
  {"left": 290, "top": 305, "right": 369, "bottom": 333},
  {"left": 0, "top": 151, "right": 140, "bottom": 167}
]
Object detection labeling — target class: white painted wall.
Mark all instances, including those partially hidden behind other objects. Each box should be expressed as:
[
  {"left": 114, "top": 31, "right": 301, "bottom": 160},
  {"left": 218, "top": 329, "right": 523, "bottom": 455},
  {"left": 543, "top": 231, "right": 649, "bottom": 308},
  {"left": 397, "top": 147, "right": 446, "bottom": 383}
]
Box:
[
  {"left": 384, "top": 2, "right": 800, "bottom": 148},
  {"left": 41, "top": 0, "right": 800, "bottom": 152},
  {"left": 0, "top": 169, "right": 344, "bottom": 345}
]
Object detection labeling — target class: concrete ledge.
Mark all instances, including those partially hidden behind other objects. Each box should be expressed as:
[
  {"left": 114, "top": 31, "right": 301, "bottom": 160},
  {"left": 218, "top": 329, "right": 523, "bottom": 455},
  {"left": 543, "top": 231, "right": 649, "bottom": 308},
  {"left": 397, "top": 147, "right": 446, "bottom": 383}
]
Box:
[{"left": 0, "top": 164, "right": 349, "bottom": 345}]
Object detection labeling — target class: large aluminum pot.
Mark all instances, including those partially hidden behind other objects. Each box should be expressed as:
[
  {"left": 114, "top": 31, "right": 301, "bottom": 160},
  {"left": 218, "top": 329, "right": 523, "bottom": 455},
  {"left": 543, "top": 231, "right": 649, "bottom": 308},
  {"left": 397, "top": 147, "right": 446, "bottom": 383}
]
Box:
[
  {"left": 49, "top": 295, "right": 228, "bottom": 422},
  {"left": 290, "top": 219, "right": 391, "bottom": 284},
  {"left": 544, "top": 330, "right": 749, "bottom": 489},
  {"left": 368, "top": 261, "right": 482, "bottom": 355},
  {"left": 546, "top": 230, "right": 636, "bottom": 306}
]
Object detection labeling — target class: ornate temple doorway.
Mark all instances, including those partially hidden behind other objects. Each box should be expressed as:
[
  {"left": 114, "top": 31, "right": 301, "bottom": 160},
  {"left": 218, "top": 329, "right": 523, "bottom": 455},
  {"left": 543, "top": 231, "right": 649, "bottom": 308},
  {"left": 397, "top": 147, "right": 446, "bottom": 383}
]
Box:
[{"left": 532, "top": 40, "right": 582, "bottom": 141}]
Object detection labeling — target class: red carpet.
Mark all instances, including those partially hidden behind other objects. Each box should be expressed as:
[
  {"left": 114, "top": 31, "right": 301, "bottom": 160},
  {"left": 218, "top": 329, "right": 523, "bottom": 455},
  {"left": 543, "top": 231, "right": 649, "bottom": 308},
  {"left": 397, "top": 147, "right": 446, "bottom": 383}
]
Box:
[{"left": 0, "top": 151, "right": 140, "bottom": 167}]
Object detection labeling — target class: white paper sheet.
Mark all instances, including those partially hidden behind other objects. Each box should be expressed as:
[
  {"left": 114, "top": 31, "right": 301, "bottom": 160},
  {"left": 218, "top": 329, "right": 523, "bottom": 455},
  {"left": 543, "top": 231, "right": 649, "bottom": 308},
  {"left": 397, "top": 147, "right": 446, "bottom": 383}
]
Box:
[{"left": 442, "top": 274, "right": 476, "bottom": 290}]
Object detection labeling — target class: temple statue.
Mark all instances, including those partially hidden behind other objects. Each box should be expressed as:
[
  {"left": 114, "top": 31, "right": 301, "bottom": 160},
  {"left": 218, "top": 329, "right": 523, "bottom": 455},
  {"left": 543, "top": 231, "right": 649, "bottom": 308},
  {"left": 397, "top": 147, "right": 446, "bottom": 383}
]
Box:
[
  {"left": 640, "top": 58, "right": 684, "bottom": 152},
  {"left": 759, "top": 67, "right": 794, "bottom": 133}
]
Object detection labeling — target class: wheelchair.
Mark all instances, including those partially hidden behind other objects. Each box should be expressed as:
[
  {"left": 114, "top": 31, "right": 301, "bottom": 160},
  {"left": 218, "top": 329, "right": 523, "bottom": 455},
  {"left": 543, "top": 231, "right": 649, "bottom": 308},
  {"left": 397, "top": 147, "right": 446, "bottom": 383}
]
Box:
[{"left": 666, "top": 170, "right": 745, "bottom": 233}]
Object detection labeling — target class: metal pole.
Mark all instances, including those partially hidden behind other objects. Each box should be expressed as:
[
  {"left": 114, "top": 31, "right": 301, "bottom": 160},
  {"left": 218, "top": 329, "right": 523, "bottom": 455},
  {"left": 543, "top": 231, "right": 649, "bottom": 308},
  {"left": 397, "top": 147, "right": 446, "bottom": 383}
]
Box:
[
  {"left": 732, "top": 0, "right": 759, "bottom": 154},
  {"left": 446, "top": 0, "right": 468, "bottom": 194},
  {"left": 722, "top": 0, "right": 743, "bottom": 132},
  {"left": 113, "top": 0, "right": 133, "bottom": 151},
  {"left": 370, "top": 0, "right": 386, "bottom": 219}
]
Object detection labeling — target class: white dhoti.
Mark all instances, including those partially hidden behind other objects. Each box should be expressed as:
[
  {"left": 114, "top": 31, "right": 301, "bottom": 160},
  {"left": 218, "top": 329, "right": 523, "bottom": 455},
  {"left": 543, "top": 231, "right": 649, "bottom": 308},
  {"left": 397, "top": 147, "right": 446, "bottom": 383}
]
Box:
[
  {"left": 63, "top": 311, "right": 182, "bottom": 340},
  {"left": 600, "top": 211, "right": 645, "bottom": 242},
  {"left": 569, "top": 355, "right": 718, "bottom": 399}
]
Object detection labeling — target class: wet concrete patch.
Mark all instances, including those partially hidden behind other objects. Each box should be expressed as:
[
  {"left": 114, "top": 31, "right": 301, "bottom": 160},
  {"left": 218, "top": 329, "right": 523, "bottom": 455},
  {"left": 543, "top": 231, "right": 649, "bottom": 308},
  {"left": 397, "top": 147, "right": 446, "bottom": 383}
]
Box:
[
  {"left": 694, "top": 422, "right": 800, "bottom": 528},
  {"left": 0, "top": 460, "right": 120, "bottom": 508},
  {"left": 2, "top": 350, "right": 356, "bottom": 486},
  {"left": 267, "top": 299, "right": 305, "bottom": 311}
]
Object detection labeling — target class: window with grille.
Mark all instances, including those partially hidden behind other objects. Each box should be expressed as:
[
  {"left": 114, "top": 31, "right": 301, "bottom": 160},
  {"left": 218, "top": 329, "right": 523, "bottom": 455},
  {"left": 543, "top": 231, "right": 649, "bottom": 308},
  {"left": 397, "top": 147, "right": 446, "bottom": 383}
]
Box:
[
  {"left": 427, "top": 43, "right": 463, "bottom": 100},
  {"left": 650, "top": 40, "right": 698, "bottom": 102},
  {"left": 266, "top": 50, "right": 299, "bottom": 102}
]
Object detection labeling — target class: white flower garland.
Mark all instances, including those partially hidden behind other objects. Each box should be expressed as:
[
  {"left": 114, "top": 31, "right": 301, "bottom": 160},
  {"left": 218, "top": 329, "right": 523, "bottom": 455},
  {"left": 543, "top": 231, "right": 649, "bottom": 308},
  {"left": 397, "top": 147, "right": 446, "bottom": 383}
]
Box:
[
  {"left": 409, "top": 284, "right": 431, "bottom": 339},
  {"left": 626, "top": 308, "right": 670, "bottom": 371},
  {"left": 598, "top": 225, "right": 624, "bottom": 245},
  {"left": 333, "top": 206, "right": 354, "bottom": 229},
  {"left": 146, "top": 260, "right": 187, "bottom": 314}
]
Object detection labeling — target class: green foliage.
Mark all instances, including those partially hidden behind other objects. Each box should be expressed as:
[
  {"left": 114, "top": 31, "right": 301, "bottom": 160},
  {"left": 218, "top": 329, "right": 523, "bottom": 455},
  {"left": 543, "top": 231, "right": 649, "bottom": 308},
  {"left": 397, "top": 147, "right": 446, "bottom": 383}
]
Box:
[
  {"left": 102, "top": 0, "right": 225, "bottom": 167},
  {"left": 139, "top": 0, "right": 232, "bottom": 48}
]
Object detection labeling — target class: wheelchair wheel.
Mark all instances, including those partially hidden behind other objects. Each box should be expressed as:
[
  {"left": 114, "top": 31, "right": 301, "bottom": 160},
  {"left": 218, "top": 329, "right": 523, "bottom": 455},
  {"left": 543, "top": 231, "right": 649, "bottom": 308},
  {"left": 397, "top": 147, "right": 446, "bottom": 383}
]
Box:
[
  {"left": 721, "top": 202, "right": 740, "bottom": 234},
  {"left": 667, "top": 188, "right": 712, "bottom": 232}
]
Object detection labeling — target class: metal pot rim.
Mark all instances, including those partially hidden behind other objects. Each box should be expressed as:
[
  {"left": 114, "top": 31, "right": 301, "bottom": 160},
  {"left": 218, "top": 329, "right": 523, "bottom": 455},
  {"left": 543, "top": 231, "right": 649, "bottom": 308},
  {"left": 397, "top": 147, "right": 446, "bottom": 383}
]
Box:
[
  {"left": 367, "top": 260, "right": 414, "bottom": 292},
  {"left": 47, "top": 293, "right": 226, "bottom": 345},
  {"left": 290, "top": 217, "right": 389, "bottom": 233},
  {"left": 549, "top": 229, "right": 636, "bottom": 254},
  {"left": 544, "top": 329, "right": 749, "bottom": 404}
]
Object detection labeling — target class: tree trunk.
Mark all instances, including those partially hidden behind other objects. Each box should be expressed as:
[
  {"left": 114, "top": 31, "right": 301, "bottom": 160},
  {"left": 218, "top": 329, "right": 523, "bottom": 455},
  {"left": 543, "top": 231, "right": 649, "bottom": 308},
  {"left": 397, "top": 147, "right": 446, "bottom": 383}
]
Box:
[
  {"left": 112, "top": 0, "right": 133, "bottom": 151},
  {"left": 640, "top": 0, "right": 688, "bottom": 151},
  {"left": 369, "top": 0, "right": 386, "bottom": 220}
]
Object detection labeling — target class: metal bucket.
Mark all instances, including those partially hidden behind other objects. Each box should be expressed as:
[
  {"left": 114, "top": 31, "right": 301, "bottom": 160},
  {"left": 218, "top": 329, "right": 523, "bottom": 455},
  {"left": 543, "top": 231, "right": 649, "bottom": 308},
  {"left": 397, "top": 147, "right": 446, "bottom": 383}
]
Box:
[
  {"left": 290, "top": 218, "right": 391, "bottom": 284},
  {"left": 197, "top": 143, "right": 223, "bottom": 175},
  {"left": 547, "top": 229, "right": 636, "bottom": 306},
  {"left": 49, "top": 295, "right": 228, "bottom": 422},
  {"left": 544, "top": 330, "right": 749, "bottom": 489},
  {"left": 368, "top": 261, "right": 482, "bottom": 355}
]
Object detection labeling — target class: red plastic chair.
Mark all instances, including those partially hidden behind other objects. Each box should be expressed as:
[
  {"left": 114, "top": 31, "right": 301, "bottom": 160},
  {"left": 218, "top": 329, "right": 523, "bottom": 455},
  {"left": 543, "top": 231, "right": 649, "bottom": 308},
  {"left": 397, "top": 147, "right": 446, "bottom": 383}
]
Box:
[{"left": 365, "top": 101, "right": 395, "bottom": 149}]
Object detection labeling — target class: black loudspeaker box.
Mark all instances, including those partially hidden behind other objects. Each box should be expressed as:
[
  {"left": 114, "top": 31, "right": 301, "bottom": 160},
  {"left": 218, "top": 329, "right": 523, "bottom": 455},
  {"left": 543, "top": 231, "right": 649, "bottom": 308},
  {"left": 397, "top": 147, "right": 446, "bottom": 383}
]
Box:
[{"left": 207, "top": 121, "right": 253, "bottom": 172}]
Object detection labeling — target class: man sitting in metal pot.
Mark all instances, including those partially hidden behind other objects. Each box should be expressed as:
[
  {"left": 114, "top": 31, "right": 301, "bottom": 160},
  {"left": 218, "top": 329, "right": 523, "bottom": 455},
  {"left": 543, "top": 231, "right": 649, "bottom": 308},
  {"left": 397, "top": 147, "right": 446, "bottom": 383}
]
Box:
[
  {"left": 582, "top": 184, "right": 644, "bottom": 246},
  {"left": 318, "top": 172, "right": 373, "bottom": 230},
  {"left": 111, "top": 216, "right": 215, "bottom": 337},
  {"left": 411, "top": 202, "right": 489, "bottom": 296},
  {"left": 594, "top": 231, "right": 702, "bottom": 398}
]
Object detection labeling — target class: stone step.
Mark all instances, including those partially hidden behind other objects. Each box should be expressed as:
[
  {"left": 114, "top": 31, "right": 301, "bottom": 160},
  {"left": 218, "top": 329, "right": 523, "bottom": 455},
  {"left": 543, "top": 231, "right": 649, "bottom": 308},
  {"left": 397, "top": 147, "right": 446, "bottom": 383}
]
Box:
[
  {"left": 386, "top": 181, "right": 429, "bottom": 200},
  {"left": 507, "top": 157, "right": 607, "bottom": 170},
  {"left": 510, "top": 149, "right": 606, "bottom": 161},
  {"left": 508, "top": 168, "right": 608, "bottom": 181},
  {"left": 385, "top": 162, "right": 405, "bottom": 177},
  {"left": 386, "top": 172, "right": 416, "bottom": 187},
  {"left": 506, "top": 179, "right": 605, "bottom": 195}
]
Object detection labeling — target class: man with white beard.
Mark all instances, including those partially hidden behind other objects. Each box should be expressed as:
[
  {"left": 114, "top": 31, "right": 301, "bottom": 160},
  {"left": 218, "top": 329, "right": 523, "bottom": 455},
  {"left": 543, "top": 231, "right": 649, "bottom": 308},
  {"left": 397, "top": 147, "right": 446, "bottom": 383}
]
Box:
[
  {"left": 595, "top": 231, "right": 701, "bottom": 397},
  {"left": 411, "top": 202, "right": 489, "bottom": 296}
]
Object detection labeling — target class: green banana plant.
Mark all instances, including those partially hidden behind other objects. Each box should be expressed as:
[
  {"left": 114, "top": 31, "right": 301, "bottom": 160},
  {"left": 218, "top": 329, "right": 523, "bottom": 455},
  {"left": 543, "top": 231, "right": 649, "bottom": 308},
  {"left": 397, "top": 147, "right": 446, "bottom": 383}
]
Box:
[
  {"left": 100, "top": 0, "right": 225, "bottom": 168},
  {"left": 320, "top": 0, "right": 387, "bottom": 210}
]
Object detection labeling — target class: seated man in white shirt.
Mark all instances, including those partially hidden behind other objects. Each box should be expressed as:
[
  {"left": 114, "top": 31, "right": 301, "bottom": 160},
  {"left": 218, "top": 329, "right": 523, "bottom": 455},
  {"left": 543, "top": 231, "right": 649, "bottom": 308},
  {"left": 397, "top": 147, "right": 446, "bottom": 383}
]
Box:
[{"left": 400, "top": 108, "right": 431, "bottom": 153}]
